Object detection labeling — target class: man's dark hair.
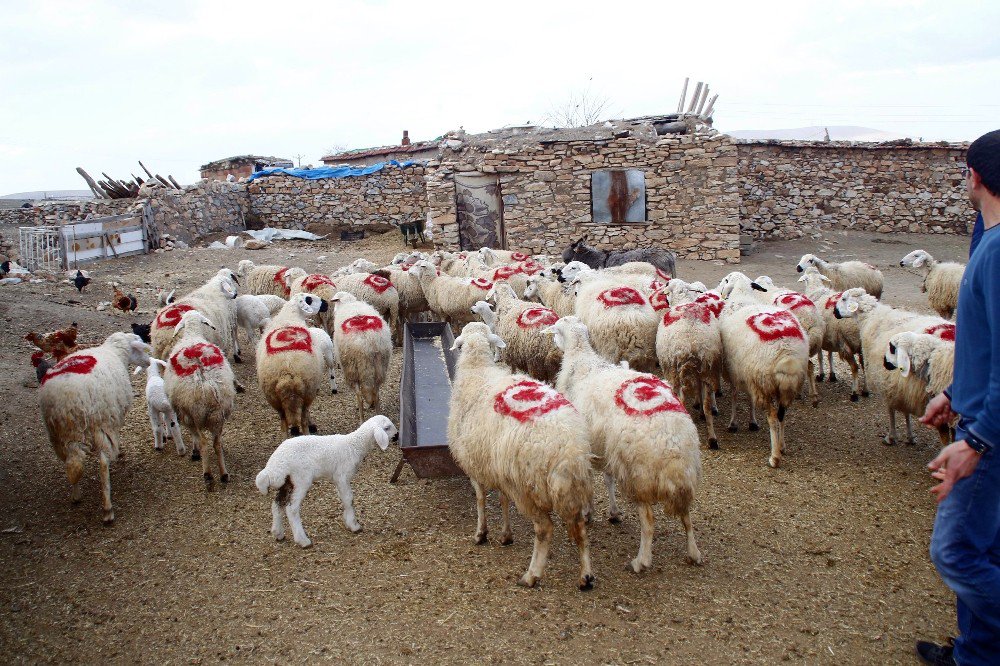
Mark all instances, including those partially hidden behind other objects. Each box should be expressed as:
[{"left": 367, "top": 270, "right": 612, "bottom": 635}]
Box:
[{"left": 967, "top": 129, "right": 1000, "bottom": 197}]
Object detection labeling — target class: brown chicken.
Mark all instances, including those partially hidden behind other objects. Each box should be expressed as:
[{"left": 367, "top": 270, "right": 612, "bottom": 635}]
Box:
[
  {"left": 25, "top": 322, "right": 79, "bottom": 361},
  {"left": 112, "top": 286, "right": 138, "bottom": 315}
]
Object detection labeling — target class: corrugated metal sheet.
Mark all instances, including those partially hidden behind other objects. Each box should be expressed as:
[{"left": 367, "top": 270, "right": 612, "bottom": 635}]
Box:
[{"left": 591, "top": 169, "right": 645, "bottom": 223}]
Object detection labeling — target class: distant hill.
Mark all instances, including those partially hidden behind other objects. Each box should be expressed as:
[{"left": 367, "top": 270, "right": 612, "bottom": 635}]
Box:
[
  {"left": 0, "top": 189, "right": 94, "bottom": 200},
  {"left": 723, "top": 125, "right": 913, "bottom": 142}
]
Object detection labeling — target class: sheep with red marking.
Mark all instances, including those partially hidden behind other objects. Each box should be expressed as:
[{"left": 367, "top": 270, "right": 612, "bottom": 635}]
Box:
[
  {"left": 572, "top": 272, "right": 659, "bottom": 373},
  {"left": 326, "top": 271, "right": 401, "bottom": 344},
  {"left": 234, "top": 294, "right": 286, "bottom": 360},
  {"left": 523, "top": 273, "right": 576, "bottom": 317},
  {"left": 164, "top": 311, "right": 236, "bottom": 485},
  {"left": 448, "top": 322, "right": 595, "bottom": 590},
  {"left": 38, "top": 332, "right": 151, "bottom": 523},
  {"left": 410, "top": 260, "right": 493, "bottom": 332},
  {"left": 883, "top": 331, "right": 955, "bottom": 446},
  {"left": 331, "top": 292, "right": 392, "bottom": 425},
  {"left": 150, "top": 268, "right": 239, "bottom": 361},
  {"left": 256, "top": 293, "right": 332, "bottom": 438},
  {"left": 289, "top": 273, "right": 339, "bottom": 333},
  {"left": 550, "top": 316, "right": 703, "bottom": 573},
  {"left": 469, "top": 283, "right": 562, "bottom": 382},
  {"left": 238, "top": 260, "right": 298, "bottom": 297}
]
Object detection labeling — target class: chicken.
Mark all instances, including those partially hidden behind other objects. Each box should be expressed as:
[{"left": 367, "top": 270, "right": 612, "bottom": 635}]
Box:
[
  {"left": 74, "top": 270, "right": 91, "bottom": 293},
  {"left": 25, "top": 322, "right": 79, "bottom": 361},
  {"left": 30, "top": 351, "right": 53, "bottom": 383},
  {"left": 112, "top": 286, "right": 138, "bottom": 315}
]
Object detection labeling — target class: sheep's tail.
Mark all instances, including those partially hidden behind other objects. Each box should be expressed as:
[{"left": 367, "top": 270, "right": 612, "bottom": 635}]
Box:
[
  {"left": 774, "top": 353, "right": 806, "bottom": 408},
  {"left": 549, "top": 452, "right": 593, "bottom": 521},
  {"left": 255, "top": 467, "right": 276, "bottom": 495}
]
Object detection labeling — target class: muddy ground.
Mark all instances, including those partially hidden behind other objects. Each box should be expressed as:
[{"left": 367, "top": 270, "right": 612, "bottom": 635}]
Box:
[{"left": 0, "top": 228, "right": 971, "bottom": 664}]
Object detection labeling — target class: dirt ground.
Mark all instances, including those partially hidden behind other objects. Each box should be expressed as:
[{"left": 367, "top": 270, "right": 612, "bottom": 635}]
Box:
[{"left": 0, "top": 228, "right": 972, "bottom": 664}]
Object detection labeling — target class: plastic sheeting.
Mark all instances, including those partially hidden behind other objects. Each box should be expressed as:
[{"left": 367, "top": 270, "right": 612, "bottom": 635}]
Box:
[
  {"left": 246, "top": 160, "right": 418, "bottom": 182},
  {"left": 243, "top": 228, "right": 327, "bottom": 242}
]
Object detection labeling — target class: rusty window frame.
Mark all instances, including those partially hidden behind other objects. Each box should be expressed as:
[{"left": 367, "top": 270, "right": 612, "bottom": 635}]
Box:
[{"left": 590, "top": 169, "right": 647, "bottom": 224}]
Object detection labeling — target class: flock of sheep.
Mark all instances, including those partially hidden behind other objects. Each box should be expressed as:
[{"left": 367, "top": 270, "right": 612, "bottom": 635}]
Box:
[{"left": 34, "top": 242, "right": 964, "bottom": 589}]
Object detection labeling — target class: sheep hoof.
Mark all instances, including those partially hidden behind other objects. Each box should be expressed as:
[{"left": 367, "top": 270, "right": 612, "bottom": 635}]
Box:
[
  {"left": 578, "top": 574, "right": 595, "bottom": 591},
  {"left": 608, "top": 513, "right": 622, "bottom": 525},
  {"left": 708, "top": 438, "right": 719, "bottom": 450},
  {"left": 233, "top": 354, "right": 243, "bottom": 364},
  {"left": 829, "top": 374, "right": 838, "bottom": 383},
  {"left": 629, "top": 559, "right": 648, "bottom": 574},
  {"left": 203, "top": 472, "right": 214, "bottom": 484},
  {"left": 331, "top": 389, "right": 338, "bottom": 395},
  {"left": 905, "top": 439, "right": 916, "bottom": 446},
  {"left": 220, "top": 473, "right": 229, "bottom": 484},
  {"left": 102, "top": 510, "right": 115, "bottom": 525},
  {"left": 191, "top": 449, "right": 201, "bottom": 462},
  {"left": 882, "top": 436, "right": 896, "bottom": 446},
  {"left": 748, "top": 422, "right": 760, "bottom": 432},
  {"left": 289, "top": 427, "right": 301, "bottom": 437},
  {"left": 234, "top": 382, "right": 245, "bottom": 394},
  {"left": 816, "top": 373, "right": 825, "bottom": 382},
  {"left": 272, "top": 530, "right": 285, "bottom": 542},
  {"left": 500, "top": 534, "right": 514, "bottom": 546},
  {"left": 176, "top": 446, "right": 186, "bottom": 456},
  {"left": 811, "top": 398, "right": 819, "bottom": 408},
  {"left": 861, "top": 390, "right": 870, "bottom": 397},
  {"left": 154, "top": 444, "right": 164, "bottom": 451},
  {"left": 517, "top": 574, "right": 539, "bottom": 588},
  {"left": 687, "top": 551, "right": 704, "bottom": 566},
  {"left": 727, "top": 423, "right": 738, "bottom": 433},
  {"left": 768, "top": 456, "right": 780, "bottom": 468},
  {"left": 715, "top": 389, "right": 723, "bottom": 398},
  {"left": 308, "top": 424, "right": 318, "bottom": 434},
  {"left": 296, "top": 539, "right": 313, "bottom": 549},
  {"left": 850, "top": 393, "right": 859, "bottom": 403},
  {"left": 474, "top": 531, "right": 488, "bottom": 545},
  {"left": 711, "top": 406, "right": 719, "bottom": 416}
]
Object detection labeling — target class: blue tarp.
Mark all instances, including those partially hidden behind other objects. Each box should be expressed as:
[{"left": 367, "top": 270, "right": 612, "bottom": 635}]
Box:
[{"left": 246, "top": 160, "right": 419, "bottom": 182}]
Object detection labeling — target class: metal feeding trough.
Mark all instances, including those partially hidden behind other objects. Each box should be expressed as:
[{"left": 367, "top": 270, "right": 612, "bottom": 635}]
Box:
[{"left": 391, "top": 322, "right": 465, "bottom": 482}]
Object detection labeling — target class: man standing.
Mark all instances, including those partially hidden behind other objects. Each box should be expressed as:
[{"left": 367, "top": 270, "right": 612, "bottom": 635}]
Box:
[{"left": 917, "top": 129, "right": 1000, "bottom": 665}]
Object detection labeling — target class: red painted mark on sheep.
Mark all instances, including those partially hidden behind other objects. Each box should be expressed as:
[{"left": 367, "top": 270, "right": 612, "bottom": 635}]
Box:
[
  {"left": 655, "top": 268, "right": 672, "bottom": 282},
  {"left": 598, "top": 287, "right": 645, "bottom": 308},
  {"left": 775, "top": 292, "right": 815, "bottom": 311},
  {"left": 493, "top": 266, "right": 521, "bottom": 281},
  {"left": 40, "top": 354, "right": 98, "bottom": 386},
  {"left": 649, "top": 280, "right": 665, "bottom": 292},
  {"left": 516, "top": 307, "right": 558, "bottom": 329},
  {"left": 364, "top": 274, "right": 392, "bottom": 293},
  {"left": 746, "top": 310, "right": 804, "bottom": 342},
  {"left": 648, "top": 289, "right": 670, "bottom": 312},
  {"left": 694, "top": 292, "right": 724, "bottom": 318},
  {"left": 301, "top": 274, "right": 335, "bottom": 291},
  {"left": 470, "top": 277, "right": 493, "bottom": 290},
  {"left": 925, "top": 323, "right": 956, "bottom": 342},
  {"left": 155, "top": 303, "right": 195, "bottom": 328},
  {"left": 169, "top": 343, "right": 224, "bottom": 377},
  {"left": 663, "top": 302, "right": 712, "bottom": 327},
  {"left": 265, "top": 326, "right": 313, "bottom": 355},
  {"left": 511, "top": 252, "right": 529, "bottom": 262},
  {"left": 824, "top": 292, "right": 844, "bottom": 310},
  {"left": 493, "top": 380, "right": 573, "bottom": 423},
  {"left": 274, "top": 267, "right": 291, "bottom": 295},
  {"left": 519, "top": 261, "right": 544, "bottom": 275},
  {"left": 615, "top": 376, "right": 686, "bottom": 417},
  {"left": 341, "top": 315, "right": 384, "bottom": 334}
]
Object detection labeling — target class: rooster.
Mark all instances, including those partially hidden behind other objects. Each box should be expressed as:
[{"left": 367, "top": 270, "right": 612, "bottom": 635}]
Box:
[
  {"left": 30, "top": 351, "right": 53, "bottom": 384},
  {"left": 25, "top": 322, "right": 79, "bottom": 361},
  {"left": 112, "top": 286, "right": 138, "bottom": 315},
  {"left": 74, "top": 270, "right": 91, "bottom": 293}
]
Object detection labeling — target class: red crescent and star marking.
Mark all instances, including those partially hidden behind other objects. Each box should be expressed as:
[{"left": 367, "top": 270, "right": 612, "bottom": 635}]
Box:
[
  {"left": 924, "top": 323, "right": 956, "bottom": 342},
  {"left": 614, "top": 375, "right": 686, "bottom": 417},
  {"left": 774, "top": 292, "right": 815, "bottom": 311},
  {"left": 265, "top": 326, "right": 313, "bottom": 355},
  {"left": 274, "top": 267, "right": 291, "bottom": 295},
  {"left": 169, "top": 343, "right": 224, "bottom": 377},
  {"left": 824, "top": 292, "right": 844, "bottom": 310},
  {"left": 746, "top": 310, "right": 805, "bottom": 342},
  {"left": 301, "top": 274, "right": 336, "bottom": 291},
  {"left": 155, "top": 303, "right": 195, "bottom": 328},
  {"left": 662, "top": 302, "right": 713, "bottom": 327},
  {"left": 40, "top": 354, "right": 98, "bottom": 386},
  {"left": 493, "top": 380, "right": 573, "bottom": 423},
  {"left": 516, "top": 307, "right": 559, "bottom": 329},
  {"left": 341, "top": 315, "right": 384, "bottom": 334},
  {"left": 364, "top": 274, "right": 392, "bottom": 294},
  {"left": 470, "top": 277, "right": 493, "bottom": 290},
  {"left": 597, "top": 287, "right": 646, "bottom": 308}
]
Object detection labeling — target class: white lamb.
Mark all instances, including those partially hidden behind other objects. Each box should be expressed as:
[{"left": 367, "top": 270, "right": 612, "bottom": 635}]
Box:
[
  {"left": 448, "top": 322, "right": 595, "bottom": 590},
  {"left": 164, "top": 311, "right": 237, "bottom": 484},
  {"left": 471, "top": 283, "right": 562, "bottom": 383},
  {"left": 234, "top": 294, "right": 286, "bottom": 359},
  {"left": 573, "top": 273, "right": 659, "bottom": 373},
  {"left": 795, "top": 253, "right": 884, "bottom": 299},
  {"left": 134, "top": 359, "right": 185, "bottom": 455},
  {"left": 899, "top": 249, "right": 965, "bottom": 319},
  {"left": 38, "top": 332, "right": 151, "bottom": 523},
  {"left": 551, "top": 317, "right": 703, "bottom": 572},
  {"left": 331, "top": 292, "right": 392, "bottom": 425},
  {"left": 256, "top": 415, "right": 398, "bottom": 546}
]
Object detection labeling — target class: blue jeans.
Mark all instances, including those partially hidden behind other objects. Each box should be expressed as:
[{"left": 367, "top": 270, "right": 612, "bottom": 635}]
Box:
[{"left": 930, "top": 446, "right": 1000, "bottom": 665}]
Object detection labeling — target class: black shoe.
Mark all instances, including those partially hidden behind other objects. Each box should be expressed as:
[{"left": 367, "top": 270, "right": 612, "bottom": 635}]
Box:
[{"left": 915, "top": 640, "right": 955, "bottom": 666}]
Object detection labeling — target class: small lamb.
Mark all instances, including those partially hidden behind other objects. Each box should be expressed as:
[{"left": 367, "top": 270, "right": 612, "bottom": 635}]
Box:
[
  {"left": 134, "top": 359, "right": 185, "bottom": 455},
  {"left": 255, "top": 415, "right": 398, "bottom": 547}
]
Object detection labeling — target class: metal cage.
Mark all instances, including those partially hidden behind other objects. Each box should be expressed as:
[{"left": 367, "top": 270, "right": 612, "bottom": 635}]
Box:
[{"left": 18, "top": 226, "right": 63, "bottom": 272}]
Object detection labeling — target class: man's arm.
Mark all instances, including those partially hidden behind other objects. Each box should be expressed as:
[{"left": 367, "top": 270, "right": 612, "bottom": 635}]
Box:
[{"left": 966, "top": 248, "right": 1000, "bottom": 450}]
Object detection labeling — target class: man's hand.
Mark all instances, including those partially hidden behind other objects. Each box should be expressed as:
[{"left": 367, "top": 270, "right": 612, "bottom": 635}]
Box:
[
  {"left": 928, "top": 441, "right": 982, "bottom": 502},
  {"left": 920, "top": 392, "right": 955, "bottom": 428}
]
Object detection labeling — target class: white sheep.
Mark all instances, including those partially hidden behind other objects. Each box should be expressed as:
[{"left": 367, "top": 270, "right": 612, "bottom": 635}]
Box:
[
  {"left": 134, "top": 358, "right": 185, "bottom": 455},
  {"left": 471, "top": 283, "right": 562, "bottom": 383},
  {"left": 899, "top": 249, "right": 965, "bottom": 319},
  {"left": 238, "top": 260, "right": 297, "bottom": 297},
  {"left": 149, "top": 268, "right": 239, "bottom": 361},
  {"left": 551, "top": 317, "right": 703, "bottom": 572},
  {"left": 256, "top": 293, "right": 332, "bottom": 437},
  {"left": 331, "top": 292, "right": 392, "bottom": 425},
  {"left": 717, "top": 272, "right": 809, "bottom": 468},
  {"left": 326, "top": 271, "right": 401, "bottom": 344},
  {"left": 234, "top": 294, "right": 286, "bottom": 360},
  {"left": 523, "top": 273, "right": 576, "bottom": 317},
  {"left": 559, "top": 261, "right": 660, "bottom": 296},
  {"left": 164, "top": 311, "right": 237, "bottom": 484},
  {"left": 410, "top": 260, "right": 493, "bottom": 331},
  {"left": 573, "top": 273, "right": 659, "bottom": 373},
  {"left": 883, "top": 331, "right": 955, "bottom": 448},
  {"left": 38, "top": 332, "right": 151, "bottom": 523},
  {"left": 255, "top": 415, "right": 398, "bottom": 546},
  {"left": 795, "top": 253, "right": 884, "bottom": 299},
  {"left": 797, "top": 268, "right": 868, "bottom": 401},
  {"left": 834, "top": 288, "right": 952, "bottom": 445},
  {"left": 448, "top": 322, "right": 595, "bottom": 590},
  {"left": 385, "top": 265, "right": 430, "bottom": 328},
  {"left": 288, "top": 273, "right": 339, "bottom": 334}
]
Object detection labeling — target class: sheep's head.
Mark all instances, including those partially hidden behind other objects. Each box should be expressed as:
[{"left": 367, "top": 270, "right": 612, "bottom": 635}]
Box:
[
  {"left": 391, "top": 253, "right": 408, "bottom": 266},
  {"left": 109, "top": 331, "right": 152, "bottom": 367},
  {"left": 833, "top": 288, "right": 869, "bottom": 319},
  {"left": 796, "top": 253, "right": 822, "bottom": 273},
  {"left": 488, "top": 282, "right": 517, "bottom": 303},
  {"left": 796, "top": 266, "right": 830, "bottom": 286},
  {"left": 523, "top": 276, "right": 541, "bottom": 300},
  {"left": 237, "top": 260, "right": 254, "bottom": 277},
  {"left": 283, "top": 267, "right": 307, "bottom": 290},
  {"left": 295, "top": 292, "right": 329, "bottom": 316},
  {"left": 366, "top": 415, "right": 399, "bottom": 451},
  {"left": 717, "top": 271, "right": 752, "bottom": 299},
  {"left": 883, "top": 331, "right": 934, "bottom": 381},
  {"left": 543, "top": 315, "right": 587, "bottom": 352},
  {"left": 175, "top": 311, "right": 216, "bottom": 335},
  {"left": 900, "top": 249, "right": 932, "bottom": 269},
  {"left": 470, "top": 300, "right": 493, "bottom": 319},
  {"left": 560, "top": 261, "right": 591, "bottom": 284},
  {"left": 410, "top": 260, "right": 436, "bottom": 279},
  {"left": 450, "top": 321, "right": 506, "bottom": 354},
  {"left": 478, "top": 247, "right": 499, "bottom": 266},
  {"left": 753, "top": 276, "right": 778, "bottom": 292}
]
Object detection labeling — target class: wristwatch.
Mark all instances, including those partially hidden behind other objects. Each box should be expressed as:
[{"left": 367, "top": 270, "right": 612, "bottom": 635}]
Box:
[{"left": 966, "top": 433, "right": 991, "bottom": 455}]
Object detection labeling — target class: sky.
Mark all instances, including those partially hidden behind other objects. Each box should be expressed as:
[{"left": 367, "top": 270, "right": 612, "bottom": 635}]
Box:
[{"left": 1, "top": 0, "right": 998, "bottom": 194}]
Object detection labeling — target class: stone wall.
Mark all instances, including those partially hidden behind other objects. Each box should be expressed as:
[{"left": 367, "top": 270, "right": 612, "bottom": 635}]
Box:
[
  {"left": 429, "top": 130, "right": 741, "bottom": 263},
  {"left": 736, "top": 140, "right": 970, "bottom": 240},
  {"left": 247, "top": 165, "right": 427, "bottom": 234}
]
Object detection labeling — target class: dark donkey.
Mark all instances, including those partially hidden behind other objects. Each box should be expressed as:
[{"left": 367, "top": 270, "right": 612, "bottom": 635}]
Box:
[{"left": 561, "top": 237, "right": 677, "bottom": 277}]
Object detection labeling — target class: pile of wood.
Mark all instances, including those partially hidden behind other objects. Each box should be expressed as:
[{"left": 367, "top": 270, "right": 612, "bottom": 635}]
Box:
[{"left": 76, "top": 161, "right": 182, "bottom": 199}]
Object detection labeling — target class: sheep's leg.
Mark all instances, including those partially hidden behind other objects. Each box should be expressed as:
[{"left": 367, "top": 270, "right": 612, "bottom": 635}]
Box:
[
  {"left": 680, "top": 510, "right": 703, "bottom": 565},
  {"left": 302, "top": 398, "right": 316, "bottom": 435},
  {"left": 213, "top": 431, "right": 228, "bottom": 483},
  {"left": 149, "top": 406, "right": 163, "bottom": 451},
  {"left": 499, "top": 493, "right": 513, "bottom": 546},
  {"left": 904, "top": 414, "right": 915, "bottom": 445},
  {"left": 748, "top": 402, "right": 760, "bottom": 431},
  {"left": 167, "top": 412, "right": 185, "bottom": 456},
  {"left": 936, "top": 424, "right": 951, "bottom": 447},
  {"left": 728, "top": 387, "right": 740, "bottom": 432},
  {"left": 816, "top": 351, "right": 826, "bottom": 382},
  {"left": 233, "top": 327, "right": 242, "bottom": 364},
  {"left": 335, "top": 478, "right": 361, "bottom": 533},
  {"left": 285, "top": 485, "right": 312, "bottom": 548},
  {"left": 828, "top": 350, "right": 838, "bottom": 382},
  {"left": 839, "top": 351, "right": 861, "bottom": 402},
  {"left": 884, "top": 409, "right": 898, "bottom": 446},
  {"left": 106, "top": 429, "right": 122, "bottom": 462},
  {"left": 702, "top": 381, "right": 718, "bottom": 449},
  {"left": 710, "top": 374, "right": 719, "bottom": 415},
  {"left": 270, "top": 500, "right": 286, "bottom": 541},
  {"left": 329, "top": 368, "right": 338, "bottom": 395},
  {"left": 565, "top": 514, "right": 595, "bottom": 591},
  {"left": 519, "top": 513, "right": 554, "bottom": 589},
  {"left": 190, "top": 425, "right": 201, "bottom": 462},
  {"left": 471, "top": 479, "right": 489, "bottom": 544},
  {"left": 631, "top": 503, "right": 655, "bottom": 573},
  {"left": 858, "top": 354, "right": 870, "bottom": 396},
  {"left": 355, "top": 389, "right": 365, "bottom": 427},
  {"left": 98, "top": 450, "right": 114, "bottom": 524},
  {"left": 605, "top": 472, "right": 622, "bottom": 524},
  {"left": 767, "top": 404, "right": 782, "bottom": 468},
  {"left": 198, "top": 431, "right": 213, "bottom": 484},
  {"left": 807, "top": 360, "right": 820, "bottom": 407}
]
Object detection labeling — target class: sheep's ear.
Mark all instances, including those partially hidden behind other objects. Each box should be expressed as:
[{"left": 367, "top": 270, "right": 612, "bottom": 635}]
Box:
[
  {"left": 220, "top": 281, "right": 237, "bottom": 298},
  {"left": 485, "top": 287, "right": 495, "bottom": 301},
  {"left": 202, "top": 316, "right": 218, "bottom": 330},
  {"left": 820, "top": 274, "right": 831, "bottom": 282},
  {"left": 153, "top": 358, "right": 167, "bottom": 369},
  {"left": 449, "top": 335, "right": 464, "bottom": 351},
  {"left": 488, "top": 333, "right": 507, "bottom": 349},
  {"left": 373, "top": 426, "right": 390, "bottom": 451},
  {"left": 847, "top": 300, "right": 859, "bottom": 313},
  {"left": 751, "top": 282, "right": 767, "bottom": 292},
  {"left": 173, "top": 318, "right": 187, "bottom": 333},
  {"left": 897, "top": 347, "right": 911, "bottom": 377},
  {"left": 133, "top": 365, "right": 143, "bottom": 376}
]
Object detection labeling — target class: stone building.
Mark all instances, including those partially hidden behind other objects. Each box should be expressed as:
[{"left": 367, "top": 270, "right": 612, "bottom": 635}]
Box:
[
  {"left": 199, "top": 155, "right": 294, "bottom": 181},
  {"left": 320, "top": 131, "right": 438, "bottom": 167}
]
